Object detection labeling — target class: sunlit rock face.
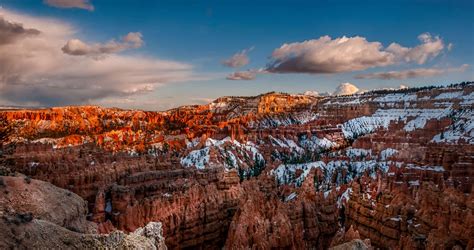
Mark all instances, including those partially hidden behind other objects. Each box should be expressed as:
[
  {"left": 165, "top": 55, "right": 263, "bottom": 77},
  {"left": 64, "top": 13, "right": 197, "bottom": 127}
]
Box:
[{"left": 0, "top": 82, "right": 473, "bottom": 249}]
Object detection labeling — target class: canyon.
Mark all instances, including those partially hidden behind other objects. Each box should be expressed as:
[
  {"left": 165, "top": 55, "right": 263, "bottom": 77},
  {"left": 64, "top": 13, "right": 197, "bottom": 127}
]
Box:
[{"left": 0, "top": 82, "right": 473, "bottom": 249}]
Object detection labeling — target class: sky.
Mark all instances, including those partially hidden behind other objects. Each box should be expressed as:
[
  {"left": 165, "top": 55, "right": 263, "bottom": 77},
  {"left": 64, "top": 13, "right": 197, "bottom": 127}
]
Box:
[{"left": 0, "top": 0, "right": 473, "bottom": 111}]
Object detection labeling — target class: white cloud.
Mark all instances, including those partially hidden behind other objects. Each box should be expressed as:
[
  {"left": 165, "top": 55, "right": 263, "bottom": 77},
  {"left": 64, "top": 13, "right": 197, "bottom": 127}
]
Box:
[
  {"left": 222, "top": 47, "right": 253, "bottom": 68},
  {"left": 62, "top": 32, "right": 143, "bottom": 58},
  {"left": 386, "top": 33, "right": 444, "bottom": 64},
  {"left": 123, "top": 32, "right": 143, "bottom": 46},
  {"left": 266, "top": 33, "right": 447, "bottom": 74},
  {"left": 355, "top": 64, "right": 469, "bottom": 80},
  {"left": 44, "top": 0, "right": 94, "bottom": 11},
  {"left": 333, "top": 82, "right": 360, "bottom": 96},
  {"left": 0, "top": 8, "right": 203, "bottom": 107},
  {"left": 267, "top": 36, "right": 393, "bottom": 74}
]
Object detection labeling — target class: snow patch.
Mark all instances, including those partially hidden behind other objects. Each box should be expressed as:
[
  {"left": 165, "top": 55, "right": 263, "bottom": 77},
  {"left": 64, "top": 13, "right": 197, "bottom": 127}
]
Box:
[
  {"left": 373, "top": 93, "right": 417, "bottom": 103},
  {"left": 342, "top": 108, "right": 454, "bottom": 138},
  {"left": 337, "top": 188, "right": 352, "bottom": 208},
  {"left": 285, "top": 192, "right": 297, "bottom": 202},
  {"left": 180, "top": 147, "right": 210, "bottom": 169},
  {"left": 181, "top": 137, "right": 265, "bottom": 170},
  {"left": 346, "top": 148, "right": 372, "bottom": 158},
  {"left": 380, "top": 148, "right": 398, "bottom": 161},
  {"left": 432, "top": 109, "right": 474, "bottom": 144},
  {"left": 434, "top": 91, "right": 464, "bottom": 100},
  {"left": 300, "top": 135, "right": 338, "bottom": 150}
]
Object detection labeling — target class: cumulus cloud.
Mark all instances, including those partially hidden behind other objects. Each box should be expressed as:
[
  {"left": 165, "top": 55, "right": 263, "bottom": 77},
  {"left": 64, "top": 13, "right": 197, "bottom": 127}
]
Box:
[
  {"left": 267, "top": 36, "right": 393, "bottom": 74},
  {"left": 386, "top": 33, "right": 444, "bottom": 64},
  {"left": 333, "top": 82, "right": 360, "bottom": 96},
  {"left": 0, "top": 8, "right": 203, "bottom": 108},
  {"left": 44, "top": 0, "right": 94, "bottom": 11},
  {"left": 62, "top": 32, "right": 143, "bottom": 58},
  {"left": 266, "top": 33, "right": 447, "bottom": 74},
  {"left": 123, "top": 32, "right": 143, "bottom": 46},
  {"left": 222, "top": 47, "right": 253, "bottom": 68},
  {"left": 355, "top": 64, "right": 469, "bottom": 80}
]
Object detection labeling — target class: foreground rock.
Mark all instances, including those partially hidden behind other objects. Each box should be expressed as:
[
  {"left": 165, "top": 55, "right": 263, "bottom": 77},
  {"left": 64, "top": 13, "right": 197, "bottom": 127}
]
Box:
[
  {"left": 330, "top": 239, "right": 371, "bottom": 250},
  {"left": 0, "top": 176, "right": 166, "bottom": 249}
]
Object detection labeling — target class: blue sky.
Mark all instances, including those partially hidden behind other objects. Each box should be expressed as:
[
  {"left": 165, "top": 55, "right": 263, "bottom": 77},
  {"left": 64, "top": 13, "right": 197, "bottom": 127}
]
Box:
[{"left": 1, "top": 0, "right": 473, "bottom": 110}]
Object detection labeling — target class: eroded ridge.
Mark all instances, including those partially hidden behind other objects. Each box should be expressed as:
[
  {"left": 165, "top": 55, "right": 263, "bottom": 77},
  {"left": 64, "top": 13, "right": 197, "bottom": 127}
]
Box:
[{"left": 1, "top": 82, "right": 473, "bottom": 249}]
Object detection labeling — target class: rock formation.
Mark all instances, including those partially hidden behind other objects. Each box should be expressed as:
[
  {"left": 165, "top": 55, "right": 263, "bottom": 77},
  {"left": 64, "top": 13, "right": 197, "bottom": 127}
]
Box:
[
  {"left": 0, "top": 82, "right": 473, "bottom": 249},
  {"left": 0, "top": 176, "right": 167, "bottom": 249}
]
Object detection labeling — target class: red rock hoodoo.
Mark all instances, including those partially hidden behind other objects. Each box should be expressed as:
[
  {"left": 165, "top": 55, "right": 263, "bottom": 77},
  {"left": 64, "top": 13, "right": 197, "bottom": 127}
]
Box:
[{"left": 1, "top": 82, "right": 473, "bottom": 249}]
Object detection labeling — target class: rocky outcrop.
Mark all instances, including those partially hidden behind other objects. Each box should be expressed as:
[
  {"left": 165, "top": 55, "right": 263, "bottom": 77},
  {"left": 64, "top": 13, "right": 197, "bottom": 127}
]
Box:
[
  {"left": 330, "top": 225, "right": 371, "bottom": 248},
  {"left": 225, "top": 174, "right": 339, "bottom": 249},
  {"left": 0, "top": 175, "right": 95, "bottom": 233},
  {"left": 344, "top": 176, "right": 474, "bottom": 249},
  {"left": 329, "top": 239, "right": 371, "bottom": 250},
  {"left": 107, "top": 168, "right": 242, "bottom": 249},
  {"left": 132, "top": 222, "right": 168, "bottom": 250},
  {"left": 0, "top": 218, "right": 167, "bottom": 249},
  {"left": 0, "top": 176, "right": 167, "bottom": 249}
]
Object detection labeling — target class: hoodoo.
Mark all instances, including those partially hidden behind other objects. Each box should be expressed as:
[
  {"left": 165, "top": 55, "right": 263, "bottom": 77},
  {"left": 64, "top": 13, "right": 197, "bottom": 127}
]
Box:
[{"left": 1, "top": 83, "right": 473, "bottom": 249}]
